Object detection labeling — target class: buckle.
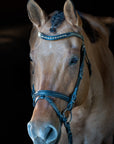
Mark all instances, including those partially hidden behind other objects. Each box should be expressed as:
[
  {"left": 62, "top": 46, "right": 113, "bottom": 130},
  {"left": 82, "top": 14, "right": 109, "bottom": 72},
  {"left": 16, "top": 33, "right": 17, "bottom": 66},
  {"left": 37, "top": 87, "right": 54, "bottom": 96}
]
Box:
[{"left": 63, "top": 108, "right": 72, "bottom": 123}]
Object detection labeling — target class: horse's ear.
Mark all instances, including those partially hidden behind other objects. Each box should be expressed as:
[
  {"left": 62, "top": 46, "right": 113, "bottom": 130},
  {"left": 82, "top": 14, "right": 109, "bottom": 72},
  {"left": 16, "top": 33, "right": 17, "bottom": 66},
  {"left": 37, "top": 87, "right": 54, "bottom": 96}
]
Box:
[
  {"left": 63, "top": 0, "right": 82, "bottom": 27},
  {"left": 27, "top": 0, "right": 46, "bottom": 27}
]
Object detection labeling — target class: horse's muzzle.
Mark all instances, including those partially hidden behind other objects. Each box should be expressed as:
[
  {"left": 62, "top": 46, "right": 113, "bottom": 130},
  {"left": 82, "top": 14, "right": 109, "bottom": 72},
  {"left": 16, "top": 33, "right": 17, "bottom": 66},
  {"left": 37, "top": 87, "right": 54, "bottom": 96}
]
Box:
[{"left": 27, "top": 121, "right": 58, "bottom": 144}]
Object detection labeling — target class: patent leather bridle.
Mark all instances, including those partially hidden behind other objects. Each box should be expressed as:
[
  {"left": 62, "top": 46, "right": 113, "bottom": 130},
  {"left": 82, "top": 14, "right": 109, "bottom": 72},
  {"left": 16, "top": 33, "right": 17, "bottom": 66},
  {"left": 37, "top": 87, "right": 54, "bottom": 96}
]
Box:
[{"left": 31, "top": 31, "right": 91, "bottom": 144}]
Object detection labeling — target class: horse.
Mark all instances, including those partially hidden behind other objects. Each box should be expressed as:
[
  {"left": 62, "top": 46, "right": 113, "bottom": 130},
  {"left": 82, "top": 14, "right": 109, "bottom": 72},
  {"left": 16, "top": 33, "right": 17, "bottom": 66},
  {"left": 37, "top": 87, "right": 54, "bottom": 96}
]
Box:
[{"left": 27, "top": 0, "right": 114, "bottom": 143}]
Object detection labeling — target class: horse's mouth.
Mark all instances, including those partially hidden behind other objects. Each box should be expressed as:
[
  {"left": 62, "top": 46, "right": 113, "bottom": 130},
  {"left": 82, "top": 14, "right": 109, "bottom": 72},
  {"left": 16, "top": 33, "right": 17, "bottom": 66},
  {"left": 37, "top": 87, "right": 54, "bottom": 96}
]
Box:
[
  {"left": 33, "top": 137, "right": 56, "bottom": 144},
  {"left": 33, "top": 137, "right": 46, "bottom": 144}
]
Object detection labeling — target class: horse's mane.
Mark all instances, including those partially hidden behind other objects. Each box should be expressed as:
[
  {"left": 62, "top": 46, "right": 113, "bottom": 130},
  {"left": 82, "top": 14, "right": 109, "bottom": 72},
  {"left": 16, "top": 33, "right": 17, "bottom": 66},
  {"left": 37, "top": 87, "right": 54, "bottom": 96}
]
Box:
[
  {"left": 81, "top": 16, "right": 100, "bottom": 43},
  {"left": 50, "top": 11, "right": 65, "bottom": 33}
]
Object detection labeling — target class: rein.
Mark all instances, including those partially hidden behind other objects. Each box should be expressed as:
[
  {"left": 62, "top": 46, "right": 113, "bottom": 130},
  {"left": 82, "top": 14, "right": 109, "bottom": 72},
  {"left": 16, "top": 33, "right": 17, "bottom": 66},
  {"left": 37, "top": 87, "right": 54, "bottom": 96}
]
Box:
[{"left": 32, "top": 32, "right": 91, "bottom": 144}]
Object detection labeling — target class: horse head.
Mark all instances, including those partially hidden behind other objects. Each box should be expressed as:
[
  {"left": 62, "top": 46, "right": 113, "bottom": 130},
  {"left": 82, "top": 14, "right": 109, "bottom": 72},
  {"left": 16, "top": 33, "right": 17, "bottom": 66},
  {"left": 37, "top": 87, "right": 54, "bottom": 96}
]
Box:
[{"left": 27, "top": 0, "right": 90, "bottom": 143}]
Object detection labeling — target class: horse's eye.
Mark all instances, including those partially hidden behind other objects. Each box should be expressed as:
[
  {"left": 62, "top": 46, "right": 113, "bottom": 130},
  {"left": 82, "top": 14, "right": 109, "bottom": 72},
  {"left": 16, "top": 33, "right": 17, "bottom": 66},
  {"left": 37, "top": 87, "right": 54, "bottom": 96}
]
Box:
[{"left": 69, "top": 56, "right": 79, "bottom": 66}]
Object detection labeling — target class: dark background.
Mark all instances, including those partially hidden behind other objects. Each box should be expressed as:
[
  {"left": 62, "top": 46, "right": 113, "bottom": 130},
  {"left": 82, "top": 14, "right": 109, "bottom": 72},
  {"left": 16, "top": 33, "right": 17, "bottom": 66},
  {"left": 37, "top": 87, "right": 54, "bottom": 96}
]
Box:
[{"left": 0, "top": 0, "right": 113, "bottom": 143}]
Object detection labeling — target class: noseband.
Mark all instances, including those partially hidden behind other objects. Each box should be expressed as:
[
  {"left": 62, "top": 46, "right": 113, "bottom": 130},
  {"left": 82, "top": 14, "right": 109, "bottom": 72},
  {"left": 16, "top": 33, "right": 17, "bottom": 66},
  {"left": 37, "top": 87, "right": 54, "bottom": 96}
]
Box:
[{"left": 32, "top": 31, "right": 91, "bottom": 144}]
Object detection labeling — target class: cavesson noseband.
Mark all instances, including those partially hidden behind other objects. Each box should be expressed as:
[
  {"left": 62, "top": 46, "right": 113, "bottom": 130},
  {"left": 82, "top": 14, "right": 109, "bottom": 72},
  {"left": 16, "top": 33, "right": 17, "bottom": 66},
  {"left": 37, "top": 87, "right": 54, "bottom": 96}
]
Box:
[{"left": 32, "top": 31, "right": 91, "bottom": 144}]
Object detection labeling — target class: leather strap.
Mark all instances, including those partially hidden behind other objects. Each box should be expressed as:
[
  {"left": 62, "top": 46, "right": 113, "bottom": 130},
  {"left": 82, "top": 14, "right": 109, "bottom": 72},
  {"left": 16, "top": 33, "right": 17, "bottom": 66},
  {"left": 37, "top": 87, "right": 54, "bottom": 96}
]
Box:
[{"left": 32, "top": 90, "right": 70, "bottom": 107}]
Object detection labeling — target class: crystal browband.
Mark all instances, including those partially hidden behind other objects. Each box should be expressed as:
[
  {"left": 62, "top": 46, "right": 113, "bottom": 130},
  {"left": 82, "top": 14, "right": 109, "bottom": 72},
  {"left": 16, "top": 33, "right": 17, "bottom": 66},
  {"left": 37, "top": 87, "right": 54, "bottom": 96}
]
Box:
[{"left": 38, "top": 32, "right": 84, "bottom": 41}]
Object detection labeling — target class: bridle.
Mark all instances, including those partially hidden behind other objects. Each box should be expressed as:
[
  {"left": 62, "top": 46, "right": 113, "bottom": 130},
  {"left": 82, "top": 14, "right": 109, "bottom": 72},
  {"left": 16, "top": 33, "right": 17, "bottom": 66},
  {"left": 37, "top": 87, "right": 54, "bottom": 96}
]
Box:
[{"left": 31, "top": 31, "right": 91, "bottom": 144}]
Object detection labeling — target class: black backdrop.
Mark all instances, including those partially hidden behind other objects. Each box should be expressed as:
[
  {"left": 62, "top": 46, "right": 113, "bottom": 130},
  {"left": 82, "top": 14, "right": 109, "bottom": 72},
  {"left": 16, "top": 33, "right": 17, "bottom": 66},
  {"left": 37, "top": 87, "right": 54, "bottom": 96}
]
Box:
[{"left": 0, "top": 0, "right": 113, "bottom": 144}]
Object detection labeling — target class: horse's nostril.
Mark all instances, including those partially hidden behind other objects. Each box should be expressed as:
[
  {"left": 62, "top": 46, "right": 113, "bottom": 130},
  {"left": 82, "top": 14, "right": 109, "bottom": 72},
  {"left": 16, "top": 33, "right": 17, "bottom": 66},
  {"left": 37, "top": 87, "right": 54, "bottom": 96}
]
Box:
[{"left": 45, "top": 125, "right": 58, "bottom": 143}]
